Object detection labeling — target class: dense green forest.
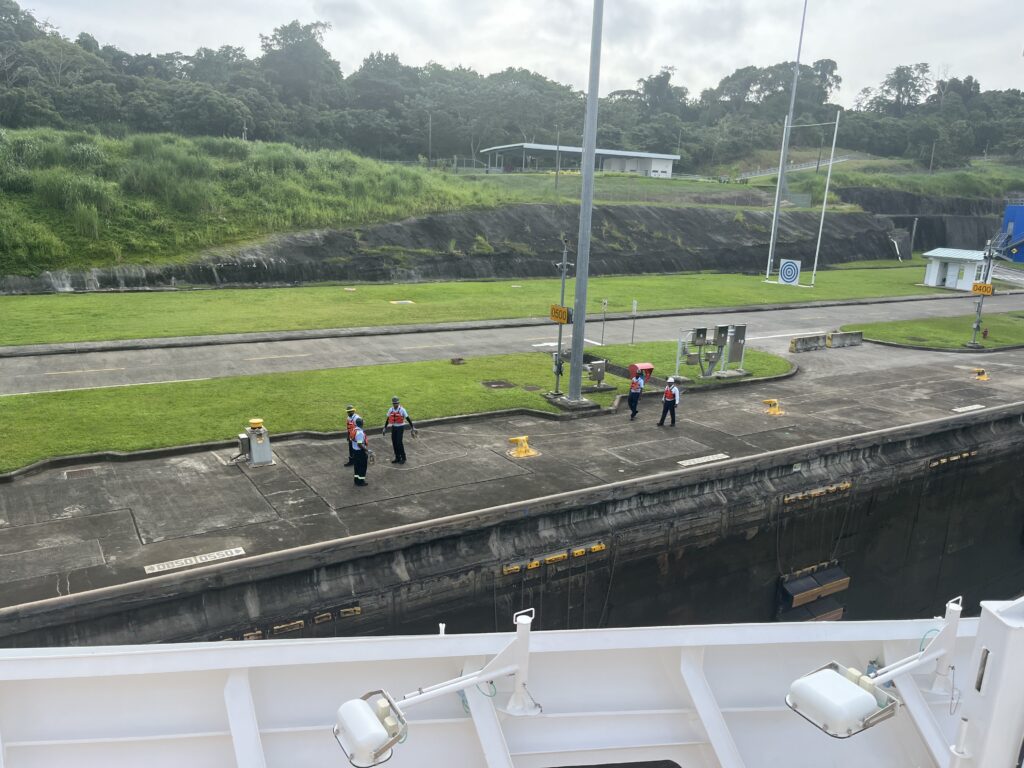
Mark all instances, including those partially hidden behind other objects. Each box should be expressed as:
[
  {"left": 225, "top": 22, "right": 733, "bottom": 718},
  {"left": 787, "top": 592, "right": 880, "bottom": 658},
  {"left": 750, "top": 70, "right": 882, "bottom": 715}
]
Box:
[{"left": 1, "top": 0, "right": 1021, "bottom": 171}]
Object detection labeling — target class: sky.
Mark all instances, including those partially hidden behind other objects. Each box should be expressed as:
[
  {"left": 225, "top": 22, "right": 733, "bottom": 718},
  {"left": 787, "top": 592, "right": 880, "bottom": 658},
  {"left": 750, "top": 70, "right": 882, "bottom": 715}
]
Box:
[{"left": 24, "top": 0, "right": 1024, "bottom": 105}]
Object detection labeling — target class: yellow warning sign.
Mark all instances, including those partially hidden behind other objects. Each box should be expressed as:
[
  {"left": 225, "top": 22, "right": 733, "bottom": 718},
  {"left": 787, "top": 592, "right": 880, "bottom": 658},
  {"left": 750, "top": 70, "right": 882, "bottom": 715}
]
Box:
[
  {"left": 550, "top": 304, "right": 572, "bottom": 324},
  {"left": 971, "top": 282, "right": 993, "bottom": 296}
]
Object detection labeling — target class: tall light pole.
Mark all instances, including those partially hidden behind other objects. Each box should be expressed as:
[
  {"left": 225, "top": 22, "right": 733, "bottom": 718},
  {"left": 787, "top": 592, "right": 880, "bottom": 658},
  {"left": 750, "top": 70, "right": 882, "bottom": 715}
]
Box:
[
  {"left": 765, "top": 0, "right": 809, "bottom": 280},
  {"left": 567, "top": 0, "right": 604, "bottom": 402}
]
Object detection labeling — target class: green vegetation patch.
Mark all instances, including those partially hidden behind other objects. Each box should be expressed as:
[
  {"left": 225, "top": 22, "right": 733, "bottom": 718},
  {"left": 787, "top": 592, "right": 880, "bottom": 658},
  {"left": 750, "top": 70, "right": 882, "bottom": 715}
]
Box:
[
  {"left": 0, "top": 128, "right": 528, "bottom": 276},
  {"left": 598, "top": 342, "right": 793, "bottom": 385},
  {"left": 0, "top": 265, "right": 939, "bottom": 346},
  {"left": 842, "top": 311, "right": 1024, "bottom": 349}
]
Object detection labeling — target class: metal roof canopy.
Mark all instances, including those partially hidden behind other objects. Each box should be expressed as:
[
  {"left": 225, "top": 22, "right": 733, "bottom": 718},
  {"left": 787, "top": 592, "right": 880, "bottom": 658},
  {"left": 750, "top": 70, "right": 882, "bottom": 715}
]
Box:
[
  {"left": 479, "top": 142, "right": 680, "bottom": 161},
  {"left": 924, "top": 248, "right": 987, "bottom": 262}
]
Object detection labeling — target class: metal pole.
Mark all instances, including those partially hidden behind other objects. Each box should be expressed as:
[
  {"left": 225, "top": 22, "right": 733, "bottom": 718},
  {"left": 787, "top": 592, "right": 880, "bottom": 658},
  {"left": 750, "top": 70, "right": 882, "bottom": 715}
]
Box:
[
  {"left": 554, "top": 239, "right": 570, "bottom": 394},
  {"left": 630, "top": 299, "right": 637, "bottom": 345},
  {"left": 600, "top": 298, "right": 607, "bottom": 345},
  {"left": 968, "top": 244, "right": 994, "bottom": 347},
  {"left": 766, "top": 0, "right": 809, "bottom": 279},
  {"left": 555, "top": 127, "right": 561, "bottom": 195},
  {"left": 428, "top": 112, "right": 432, "bottom": 166},
  {"left": 567, "top": 0, "right": 604, "bottom": 402},
  {"left": 909, "top": 217, "right": 919, "bottom": 258},
  {"left": 811, "top": 110, "right": 840, "bottom": 287},
  {"left": 765, "top": 114, "right": 788, "bottom": 281}
]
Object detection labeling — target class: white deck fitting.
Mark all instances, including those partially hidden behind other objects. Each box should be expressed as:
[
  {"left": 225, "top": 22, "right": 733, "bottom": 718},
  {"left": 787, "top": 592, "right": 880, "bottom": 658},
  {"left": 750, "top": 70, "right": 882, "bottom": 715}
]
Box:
[{"left": 0, "top": 603, "right": 1019, "bottom": 768}]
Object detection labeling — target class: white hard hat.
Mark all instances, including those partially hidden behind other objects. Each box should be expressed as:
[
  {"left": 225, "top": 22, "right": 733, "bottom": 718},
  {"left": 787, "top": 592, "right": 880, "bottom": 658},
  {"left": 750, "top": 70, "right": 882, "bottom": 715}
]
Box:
[{"left": 667, "top": 377, "right": 674, "bottom": 383}]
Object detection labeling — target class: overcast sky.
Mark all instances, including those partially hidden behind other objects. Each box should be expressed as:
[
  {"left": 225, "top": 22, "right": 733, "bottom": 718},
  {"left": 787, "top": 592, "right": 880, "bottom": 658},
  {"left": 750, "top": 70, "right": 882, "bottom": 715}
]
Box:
[{"left": 26, "top": 0, "right": 1024, "bottom": 105}]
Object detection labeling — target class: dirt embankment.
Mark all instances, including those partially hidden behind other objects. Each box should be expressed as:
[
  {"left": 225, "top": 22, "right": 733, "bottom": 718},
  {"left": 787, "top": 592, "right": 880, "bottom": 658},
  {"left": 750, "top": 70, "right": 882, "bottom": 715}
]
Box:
[
  {"left": 837, "top": 187, "right": 1002, "bottom": 251},
  {"left": 3, "top": 204, "right": 904, "bottom": 294}
]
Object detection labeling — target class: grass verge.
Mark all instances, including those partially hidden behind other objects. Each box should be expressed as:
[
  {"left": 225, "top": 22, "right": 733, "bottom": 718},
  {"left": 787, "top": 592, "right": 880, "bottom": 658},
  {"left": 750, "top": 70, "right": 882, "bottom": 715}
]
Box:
[
  {"left": 598, "top": 343, "right": 792, "bottom": 385},
  {"left": 0, "top": 345, "right": 791, "bottom": 473},
  {"left": 0, "top": 265, "right": 940, "bottom": 346},
  {"left": 842, "top": 311, "right": 1024, "bottom": 349}
]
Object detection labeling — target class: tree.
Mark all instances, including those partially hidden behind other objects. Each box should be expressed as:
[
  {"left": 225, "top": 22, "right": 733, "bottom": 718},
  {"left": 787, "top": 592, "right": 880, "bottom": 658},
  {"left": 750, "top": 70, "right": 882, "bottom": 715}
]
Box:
[
  {"left": 876, "top": 63, "right": 931, "bottom": 117},
  {"left": 259, "top": 20, "right": 343, "bottom": 107}
]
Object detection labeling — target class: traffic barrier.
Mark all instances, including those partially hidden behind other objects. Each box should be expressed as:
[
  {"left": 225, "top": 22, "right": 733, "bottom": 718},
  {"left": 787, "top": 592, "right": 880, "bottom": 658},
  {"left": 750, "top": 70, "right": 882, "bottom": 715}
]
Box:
[
  {"left": 826, "top": 331, "right": 863, "bottom": 348},
  {"left": 789, "top": 334, "right": 828, "bottom": 353}
]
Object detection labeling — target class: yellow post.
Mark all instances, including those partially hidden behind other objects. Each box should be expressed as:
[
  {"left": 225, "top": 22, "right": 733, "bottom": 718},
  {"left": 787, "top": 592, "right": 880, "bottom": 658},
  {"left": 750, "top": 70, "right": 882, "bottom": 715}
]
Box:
[
  {"left": 507, "top": 436, "right": 540, "bottom": 458},
  {"left": 972, "top": 368, "right": 990, "bottom": 381},
  {"left": 763, "top": 399, "right": 785, "bottom": 416}
]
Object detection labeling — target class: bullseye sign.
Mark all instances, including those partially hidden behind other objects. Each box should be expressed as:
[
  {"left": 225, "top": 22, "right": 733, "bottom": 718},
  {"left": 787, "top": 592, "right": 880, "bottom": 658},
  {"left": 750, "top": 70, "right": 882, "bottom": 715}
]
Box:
[{"left": 779, "top": 259, "right": 802, "bottom": 286}]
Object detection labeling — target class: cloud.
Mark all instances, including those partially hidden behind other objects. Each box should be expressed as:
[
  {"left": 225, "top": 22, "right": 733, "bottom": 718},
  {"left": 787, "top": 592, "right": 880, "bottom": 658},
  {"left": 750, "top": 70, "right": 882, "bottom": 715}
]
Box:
[{"left": 26, "top": 0, "right": 1024, "bottom": 104}]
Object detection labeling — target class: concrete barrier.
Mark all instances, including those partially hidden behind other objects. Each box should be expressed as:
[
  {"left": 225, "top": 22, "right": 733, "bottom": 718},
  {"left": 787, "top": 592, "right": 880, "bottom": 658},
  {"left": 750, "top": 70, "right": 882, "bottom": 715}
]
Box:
[
  {"left": 826, "top": 331, "right": 863, "bottom": 348},
  {"left": 789, "top": 334, "right": 828, "bottom": 353}
]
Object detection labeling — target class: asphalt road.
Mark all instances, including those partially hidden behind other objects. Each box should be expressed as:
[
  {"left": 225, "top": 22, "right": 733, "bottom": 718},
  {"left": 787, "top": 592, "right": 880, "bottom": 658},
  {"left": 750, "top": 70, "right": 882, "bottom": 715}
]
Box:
[{"left": 4, "top": 292, "right": 1024, "bottom": 396}]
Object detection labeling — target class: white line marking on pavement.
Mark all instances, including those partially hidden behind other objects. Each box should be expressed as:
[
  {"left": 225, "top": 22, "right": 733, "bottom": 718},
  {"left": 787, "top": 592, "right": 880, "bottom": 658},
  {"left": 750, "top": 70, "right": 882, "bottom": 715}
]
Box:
[
  {"left": 1, "top": 377, "right": 214, "bottom": 397},
  {"left": 532, "top": 342, "right": 559, "bottom": 347},
  {"left": 747, "top": 331, "right": 827, "bottom": 340},
  {"left": 952, "top": 404, "right": 985, "bottom": 413},
  {"left": 677, "top": 453, "right": 730, "bottom": 467},
  {"left": 584, "top": 338, "right": 602, "bottom": 346},
  {"left": 44, "top": 367, "right": 124, "bottom": 375},
  {"left": 242, "top": 353, "right": 312, "bottom": 361},
  {"left": 399, "top": 343, "right": 453, "bottom": 350}
]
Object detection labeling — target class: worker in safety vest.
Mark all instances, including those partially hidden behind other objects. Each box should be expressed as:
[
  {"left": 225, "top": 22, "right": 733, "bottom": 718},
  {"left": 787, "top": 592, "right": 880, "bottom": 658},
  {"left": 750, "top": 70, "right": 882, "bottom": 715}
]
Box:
[
  {"left": 343, "top": 405, "right": 363, "bottom": 467},
  {"left": 351, "top": 423, "right": 370, "bottom": 486},
  {"left": 657, "top": 377, "right": 681, "bottom": 427},
  {"left": 382, "top": 396, "right": 416, "bottom": 464},
  {"left": 627, "top": 371, "right": 645, "bottom": 421}
]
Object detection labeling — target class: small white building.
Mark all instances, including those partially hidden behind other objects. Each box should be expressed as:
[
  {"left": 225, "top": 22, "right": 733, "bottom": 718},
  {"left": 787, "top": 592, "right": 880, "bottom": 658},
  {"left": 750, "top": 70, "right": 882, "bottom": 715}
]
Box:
[
  {"left": 923, "top": 248, "right": 991, "bottom": 291},
  {"left": 480, "top": 143, "right": 679, "bottom": 179}
]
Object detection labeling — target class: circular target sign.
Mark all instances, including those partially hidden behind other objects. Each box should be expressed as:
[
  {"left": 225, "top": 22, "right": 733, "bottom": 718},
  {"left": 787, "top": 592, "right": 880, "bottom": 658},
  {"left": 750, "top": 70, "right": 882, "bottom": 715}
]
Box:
[{"left": 779, "top": 259, "right": 801, "bottom": 285}]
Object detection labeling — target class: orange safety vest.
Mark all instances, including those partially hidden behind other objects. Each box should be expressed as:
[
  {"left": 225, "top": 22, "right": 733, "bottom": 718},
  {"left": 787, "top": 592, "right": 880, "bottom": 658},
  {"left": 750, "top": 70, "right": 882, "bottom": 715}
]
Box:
[
  {"left": 387, "top": 407, "right": 406, "bottom": 426},
  {"left": 630, "top": 377, "right": 643, "bottom": 393},
  {"left": 664, "top": 386, "right": 675, "bottom": 402},
  {"left": 346, "top": 415, "right": 357, "bottom": 439}
]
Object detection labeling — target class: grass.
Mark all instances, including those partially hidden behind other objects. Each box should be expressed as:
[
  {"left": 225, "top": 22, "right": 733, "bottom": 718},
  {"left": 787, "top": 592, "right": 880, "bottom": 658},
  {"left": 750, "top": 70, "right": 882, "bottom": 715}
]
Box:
[
  {"left": 598, "top": 342, "right": 793, "bottom": 384},
  {"left": 0, "top": 344, "right": 791, "bottom": 473},
  {"left": 842, "top": 311, "right": 1024, "bottom": 349},
  {"left": 0, "top": 264, "right": 941, "bottom": 346},
  {"left": 0, "top": 128, "right": 530, "bottom": 275}
]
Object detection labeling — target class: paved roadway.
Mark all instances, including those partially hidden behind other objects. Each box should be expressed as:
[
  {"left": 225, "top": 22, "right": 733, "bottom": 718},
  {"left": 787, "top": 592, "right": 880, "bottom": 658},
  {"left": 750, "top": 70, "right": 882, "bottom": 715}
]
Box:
[{"left": 4, "top": 293, "right": 1024, "bottom": 396}]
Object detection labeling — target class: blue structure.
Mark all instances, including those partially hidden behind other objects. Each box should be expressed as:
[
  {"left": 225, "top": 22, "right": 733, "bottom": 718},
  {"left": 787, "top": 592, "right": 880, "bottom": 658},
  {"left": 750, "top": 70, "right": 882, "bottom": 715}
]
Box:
[{"left": 1000, "top": 199, "right": 1024, "bottom": 262}]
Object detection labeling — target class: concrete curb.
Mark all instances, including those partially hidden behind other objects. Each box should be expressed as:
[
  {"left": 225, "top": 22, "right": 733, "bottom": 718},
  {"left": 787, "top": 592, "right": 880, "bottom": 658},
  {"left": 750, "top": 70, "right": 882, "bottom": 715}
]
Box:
[
  {"left": 862, "top": 338, "right": 1024, "bottom": 354},
  {"left": 4, "top": 290, "right": 1017, "bottom": 359},
  {"left": 0, "top": 363, "right": 799, "bottom": 482}
]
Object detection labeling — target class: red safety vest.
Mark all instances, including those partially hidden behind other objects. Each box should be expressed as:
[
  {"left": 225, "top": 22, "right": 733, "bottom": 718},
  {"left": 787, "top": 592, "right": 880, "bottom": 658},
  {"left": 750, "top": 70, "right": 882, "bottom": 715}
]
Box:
[
  {"left": 664, "top": 386, "right": 675, "bottom": 402},
  {"left": 387, "top": 407, "right": 406, "bottom": 426},
  {"left": 630, "top": 377, "right": 642, "bottom": 392}
]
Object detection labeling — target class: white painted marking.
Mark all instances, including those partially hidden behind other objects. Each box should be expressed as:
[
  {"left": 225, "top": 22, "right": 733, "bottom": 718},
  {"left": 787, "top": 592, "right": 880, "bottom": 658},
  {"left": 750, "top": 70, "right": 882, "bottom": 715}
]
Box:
[
  {"left": 242, "top": 353, "right": 311, "bottom": 361},
  {"left": 952, "top": 404, "right": 985, "bottom": 413},
  {"left": 748, "top": 331, "right": 827, "bottom": 341},
  {"left": 532, "top": 342, "right": 559, "bottom": 348},
  {"left": 44, "top": 367, "right": 124, "bottom": 376},
  {"left": 144, "top": 547, "right": 246, "bottom": 575},
  {"left": 400, "top": 343, "right": 453, "bottom": 350},
  {"left": 1, "top": 377, "right": 214, "bottom": 397},
  {"left": 677, "top": 453, "right": 730, "bottom": 468},
  {"left": 584, "top": 338, "right": 602, "bottom": 346}
]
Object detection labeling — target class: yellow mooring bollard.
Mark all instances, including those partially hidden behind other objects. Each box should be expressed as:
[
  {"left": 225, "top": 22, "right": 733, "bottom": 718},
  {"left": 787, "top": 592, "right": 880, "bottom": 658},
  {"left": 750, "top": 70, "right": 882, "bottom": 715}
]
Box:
[
  {"left": 763, "top": 398, "right": 785, "bottom": 416},
  {"left": 507, "top": 435, "right": 540, "bottom": 458},
  {"left": 973, "top": 368, "right": 990, "bottom": 381}
]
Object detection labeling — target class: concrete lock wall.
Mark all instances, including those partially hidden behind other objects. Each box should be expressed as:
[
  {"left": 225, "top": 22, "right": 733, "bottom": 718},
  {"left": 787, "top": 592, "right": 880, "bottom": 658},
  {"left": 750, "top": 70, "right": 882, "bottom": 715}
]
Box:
[
  {"left": 0, "top": 406, "right": 1021, "bottom": 647},
  {"left": 826, "top": 331, "right": 863, "bottom": 348}
]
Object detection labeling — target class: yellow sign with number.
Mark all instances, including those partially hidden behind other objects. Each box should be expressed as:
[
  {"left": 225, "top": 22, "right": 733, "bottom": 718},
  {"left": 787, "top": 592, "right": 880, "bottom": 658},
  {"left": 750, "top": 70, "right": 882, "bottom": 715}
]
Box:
[
  {"left": 971, "top": 282, "right": 993, "bottom": 296},
  {"left": 550, "top": 304, "right": 571, "bottom": 324}
]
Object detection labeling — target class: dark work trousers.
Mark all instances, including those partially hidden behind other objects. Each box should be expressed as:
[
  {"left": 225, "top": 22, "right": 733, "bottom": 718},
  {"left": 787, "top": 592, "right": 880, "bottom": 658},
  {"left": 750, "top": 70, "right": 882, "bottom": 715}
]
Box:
[
  {"left": 658, "top": 400, "right": 676, "bottom": 426},
  {"left": 391, "top": 426, "right": 407, "bottom": 462},
  {"left": 353, "top": 450, "right": 368, "bottom": 484},
  {"left": 627, "top": 391, "right": 641, "bottom": 419},
  {"left": 346, "top": 440, "right": 355, "bottom": 465}
]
